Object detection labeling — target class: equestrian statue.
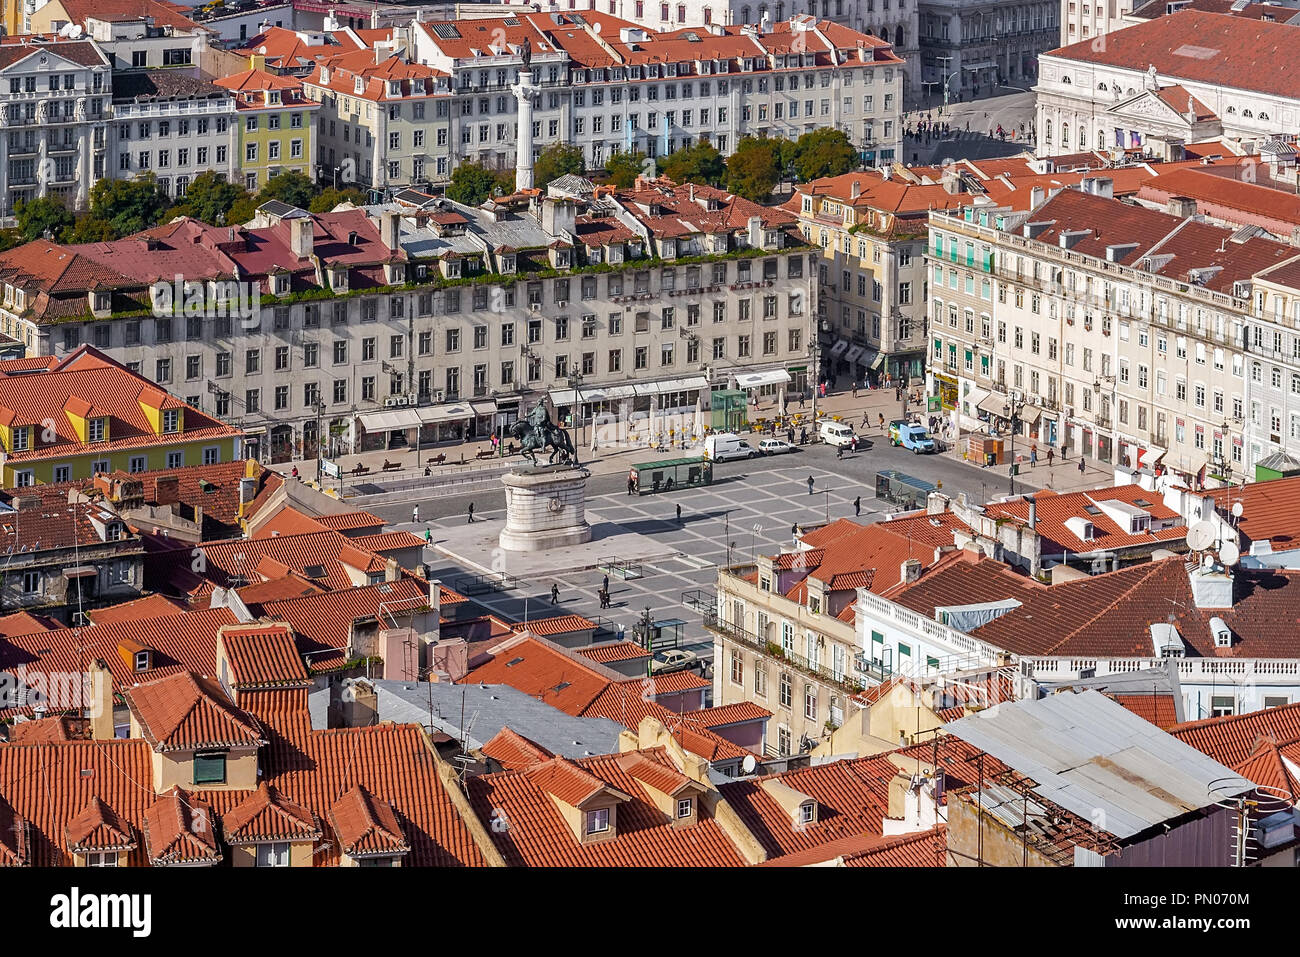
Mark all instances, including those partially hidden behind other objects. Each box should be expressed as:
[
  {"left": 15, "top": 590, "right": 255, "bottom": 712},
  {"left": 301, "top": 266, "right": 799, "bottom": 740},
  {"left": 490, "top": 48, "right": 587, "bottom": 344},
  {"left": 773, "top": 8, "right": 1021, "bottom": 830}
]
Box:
[{"left": 510, "top": 399, "right": 578, "bottom": 467}]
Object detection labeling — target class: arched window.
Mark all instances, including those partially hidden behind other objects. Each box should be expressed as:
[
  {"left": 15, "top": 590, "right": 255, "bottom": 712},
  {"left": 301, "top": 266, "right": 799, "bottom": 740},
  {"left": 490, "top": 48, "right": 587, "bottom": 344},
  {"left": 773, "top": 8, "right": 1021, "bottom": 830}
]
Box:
[
  {"left": 703, "top": 5, "right": 712, "bottom": 22},
  {"left": 1061, "top": 121, "right": 1069, "bottom": 145},
  {"left": 759, "top": 3, "right": 768, "bottom": 20},
  {"left": 1062, "top": 75, "right": 1072, "bottom": 84},
  {"left": 742, "top": 5, "right": 750, "bottom": 22},
  {"left": 1097, "top": 130, "right": 1105, "bottom": 149},
  {"left": 1045, "top": 118, "right": 1053, "bottom": 145},
  {"left": 1243, "top": 109, "right": 1254, "bottom": 118},
  {"left": 1259, "top": 112, "right": 1270, "bottom": 121},
  {"left": 677, "top": 2, "right": 686, "bottom": 20},
  {"left": 1097, "top": 81, "right": 1107, "bottom": 91},
  {"left": 1226, "top": 106, "right": 1237, "bottom": 115}
]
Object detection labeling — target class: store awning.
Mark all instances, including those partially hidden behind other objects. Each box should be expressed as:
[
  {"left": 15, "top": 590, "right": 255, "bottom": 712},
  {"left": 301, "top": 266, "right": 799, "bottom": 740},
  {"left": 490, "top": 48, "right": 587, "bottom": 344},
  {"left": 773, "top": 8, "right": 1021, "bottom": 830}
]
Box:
[
  {"left": 1019, "top": 404, "right": 1044, "bottom": 426},
  {"left": 1139, "top": 446, "right": 1166, "bottom": 468},
  {"left": 1171, "top": 452, "right": 1208, "bottom": 477},
  {"left": 977, "top": 391, "right": 1009, "bottom": 417},
  {"left": 870, "top": 352, "right": 886, "bottom": 370},
  {"left": 733, "top": 369, "right": 791, "bottom": 389},
  {"left": 470, "top": 400, "right": 497, "bottom": 416},
  {"left": 966, "top": 387, "right": 991, "bottom": 411},
  {"left": 62, "top": 566, "right": 98, "bottom": 579},
  {"left": 640, "top": 375, "right": 708, "bottom": 395},
  {"left": 549, "top": 383, "right": 639, "bottom": 406},
  {"left": 357, "top": 408, "right": 423, "bottom": 432},
  {"left": 422, "top": 402, "right": 476, "bottom": 424}
]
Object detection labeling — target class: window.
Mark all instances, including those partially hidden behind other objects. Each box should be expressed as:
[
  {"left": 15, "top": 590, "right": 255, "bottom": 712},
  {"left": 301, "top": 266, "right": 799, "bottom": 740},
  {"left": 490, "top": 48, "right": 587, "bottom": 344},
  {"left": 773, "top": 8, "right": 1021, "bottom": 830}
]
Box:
[
  {"left": 21, "top": 570, "right": 40, "bottom": 594},
  {"left": 586, "top": 808, "right": 610, "bottom": 834},
  {"left": 162, "top": 409, "right": 180, "bottom": 433},
  {"left": 677, "top": 798, "right": 693, "bottom": 819},
  {"left": 804, "top": 684, "right": 817, "bottom": 721},
  {"left": 256, "top": 842, "right": 291, "bottom": 867},
  {"left": 779, "top": 671, "right": 792, "bottom": 709},
  {"left": 88, "top": 418, "right": 106, "bottom": 443},
  {"left": 799, "top": 802, "right": 816, "bottom": 825},
  {"left": 166, "top": 451, "right": 184, "bottom": 469},
  {"left": 84, "top": 852, "right": 118, "bottom": 867},
  {"left": 1211, "top": 696, "right": 1235, "bottom": 718},
  {"left": 193, "top": 752, "right": 227, "bottom": 785},
  {"left": 730, "top": 649, "right": 743, "bottom": 685}
]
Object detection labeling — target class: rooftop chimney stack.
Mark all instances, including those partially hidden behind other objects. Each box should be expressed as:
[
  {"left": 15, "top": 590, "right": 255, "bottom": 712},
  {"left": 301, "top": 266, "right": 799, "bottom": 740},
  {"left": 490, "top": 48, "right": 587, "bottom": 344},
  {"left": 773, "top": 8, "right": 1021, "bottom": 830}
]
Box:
[{"left": 290, "top": 216, "right": 314, "bottom": 259}]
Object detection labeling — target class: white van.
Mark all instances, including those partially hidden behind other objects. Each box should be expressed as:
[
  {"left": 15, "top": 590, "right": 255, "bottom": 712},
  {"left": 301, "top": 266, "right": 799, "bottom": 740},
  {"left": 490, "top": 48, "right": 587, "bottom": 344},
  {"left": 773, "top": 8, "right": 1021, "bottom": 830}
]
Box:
[
  {"left": 704, "top": 433, "right": 758, "bottom": 462},
  {"left": 819, "top": 420, "right": 856, "bottom": 447}
]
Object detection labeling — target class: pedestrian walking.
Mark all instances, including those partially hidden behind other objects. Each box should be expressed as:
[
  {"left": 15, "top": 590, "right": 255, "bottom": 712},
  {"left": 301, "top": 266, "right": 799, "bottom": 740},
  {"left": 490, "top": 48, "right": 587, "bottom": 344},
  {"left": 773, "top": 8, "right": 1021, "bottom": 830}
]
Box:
[
  {"left": 467, "top": 502, "right": 475, "bottom": 523},
  {"left": 1030, "top": 445, "right": 1038, "bottom": 468},
  {"left": 424, "top": 529, "right": 431, "bottom": 543},
  {"left": 807, "top": 475, "right": 815, "bottom": 495},
  {"left": 412, "top": 505, "right": 420, "bottom": 524},
  {"left": 1078, "top": 458, "right": 1085, "bottom": 476},
  {"left": 852, "top": 383, "right": 858, "bottom": 399},
  {"left": 878, "top": 413, "right": 885, "bottom": 430},
  {"left": 603, "top": 574, "right": 609, "bottom": 593},
  {"left": 1047, "top": 448, "right": 1055, "bottom": 467},
  {"left": 861, "top": 412, "right": 869, "bottom": 428},
  {"left": 627, "top": 470, "right": 637, "bottom": 495},
  {"left": 851, "top": 435, "right": 858, "bottom": 453},
  {"left": 676, "top": 503, "right": 682, "bottom": 523},
  {"left": 550, "top": 583, "right": 559, "bottom": 604},
  {"left": 854, "top": 496, "right": 861, "bottom": 517}
]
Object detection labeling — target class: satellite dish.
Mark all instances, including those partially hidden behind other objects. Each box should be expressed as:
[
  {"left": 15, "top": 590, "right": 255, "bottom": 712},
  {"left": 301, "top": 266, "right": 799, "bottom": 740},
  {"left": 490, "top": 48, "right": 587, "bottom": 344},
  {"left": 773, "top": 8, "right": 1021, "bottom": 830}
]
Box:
[
  {"left": 1186, "top": 521, "right": 1216, "bottom": 552},
  {"left": 741, "top": 754, "right": 757, "bottom": 774},
  {"left": 1231, "top": 501, "right": 1244, "bottom": 518},
  {"left": 1220, "top": 541, "right": 1241, "bottom": 567}
]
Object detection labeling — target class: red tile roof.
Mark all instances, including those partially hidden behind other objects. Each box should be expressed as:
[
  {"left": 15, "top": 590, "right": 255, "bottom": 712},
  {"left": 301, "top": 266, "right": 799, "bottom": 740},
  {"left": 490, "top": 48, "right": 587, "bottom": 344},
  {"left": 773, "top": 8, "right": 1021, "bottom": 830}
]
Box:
[
  {"left": 65, "top": 795, "right": 137, "bottom": 854},
  {"left": 684, "top": 702, "right": 773, "bottom": 728},
  {"left": 480, "top": 727, "right": 555, "bottom": 771},
  {"left": 980, "top": 485, "right": 1186, "bottom": 555},
  {"left": 8, "top": 715, "right": 89, "bottom": 743},
  {"left": 1208, "top": 474, "right": 1300, "bottom": 546},
  {"left": 328, "top": 784, "right": 411, "bottom": 857},
  {"left": 466, "top": 747, "right": 747, "bottom": 867},
  {"left": 218, "top": 623, "right": 310, "bottom": 689},
  {"left": 1169, "top": 700, "right": 1300, "bottom": 767},
  {"left": 574, "top": 641, "right": 651, "bottom": 665},
  {"left": 314, "top": 510, "right": 385, "bottom": 532},
  {"left": 184, "top": 528, "right": 391, "bottom": 592},
  {"left": 517, "top": 614, "right": 596, "bottom": 637},
  {"left": 1111, "top": 693, "right": 1181, "bottom": 729},
  {"left": 85, "top": 594, "right": 186, "bottom": 627},
  {"left": 616, "top": 669, "right": 712, "bottom": 694},
  {"left": 349, "top": 531, "right": 427, "bottom": 555},
  {"left": 142, "top": 787, "right": 222, "bottom": 865},
  {"left": 1046, "top": 10, "right": 1300, "bottom": 100},
  {"left": 842, "top": 827, "right": 948, "bottom": 867},
  {"left": 1230, "top": 739, "right": 1299, "bottom": 803},
  {"left": 122, "top": 672, "right": 265, "bottom": 753},
  {"left": 222, "top": 782, "right": 322, "bottom": 845}
]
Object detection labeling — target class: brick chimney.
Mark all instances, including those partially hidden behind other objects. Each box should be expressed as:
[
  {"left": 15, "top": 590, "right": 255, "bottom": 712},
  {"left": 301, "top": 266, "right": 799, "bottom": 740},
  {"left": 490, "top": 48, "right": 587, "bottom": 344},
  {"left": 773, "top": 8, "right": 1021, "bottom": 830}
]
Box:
[
  {"left": 290, "top": 216, "right": 314, "bottom": 259},
  {"left": 153, "top": 475, "right": 180, "bottom": 507},
  {"left": 88, "top": 659, "right": 114, "bottom": 740}
]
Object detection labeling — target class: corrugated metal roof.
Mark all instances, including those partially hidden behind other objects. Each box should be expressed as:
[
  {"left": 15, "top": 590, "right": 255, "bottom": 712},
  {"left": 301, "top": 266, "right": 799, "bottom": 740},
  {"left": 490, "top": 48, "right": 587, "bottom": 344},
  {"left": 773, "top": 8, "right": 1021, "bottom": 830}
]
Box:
[{"left": 946, "top": 690, "right": 1252, "bottom": 840}]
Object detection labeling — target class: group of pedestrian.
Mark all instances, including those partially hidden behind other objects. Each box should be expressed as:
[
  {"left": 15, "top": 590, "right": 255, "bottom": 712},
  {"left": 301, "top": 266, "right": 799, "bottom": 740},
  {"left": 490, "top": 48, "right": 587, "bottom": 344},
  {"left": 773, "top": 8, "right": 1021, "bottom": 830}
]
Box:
[{"left": 905, "top": 113, "right": 951, "bottom": 144}]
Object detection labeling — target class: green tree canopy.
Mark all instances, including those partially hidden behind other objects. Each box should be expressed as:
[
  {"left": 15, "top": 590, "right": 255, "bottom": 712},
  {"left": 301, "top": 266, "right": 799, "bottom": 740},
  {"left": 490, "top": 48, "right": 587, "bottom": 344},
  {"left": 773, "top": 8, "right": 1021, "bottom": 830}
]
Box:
[
  {"left": 309, "top": 186, "right": 367, "bottom": 213},
  {"left": 533, "top": 143, "right": 586, "bottom": 188},
  {"left": 792, "top": 128, "right": 859, "bottom": 182},
  {"left": 164, "top": 171, "right": 252, "bottom": 226},
  {"left": 257, "top": 169, "right": 318, "bottom": 210},
  {"left": 73, "top": 175, "right": 172, "bottom": 241},
  {"left": 446, "top": 161, "right": 511, "bottom": 206},
  {"left": 604, "top": 149, "right": 648, "bottom": 188},
  {"left": 659, "top": 139, "right": 725, "bottom": 187},
  {"left": 15, "top": 196, "right": 75, "bottom": 242},
  {"left": 725, "top": 136, "right": 783, "bottom": 201}
]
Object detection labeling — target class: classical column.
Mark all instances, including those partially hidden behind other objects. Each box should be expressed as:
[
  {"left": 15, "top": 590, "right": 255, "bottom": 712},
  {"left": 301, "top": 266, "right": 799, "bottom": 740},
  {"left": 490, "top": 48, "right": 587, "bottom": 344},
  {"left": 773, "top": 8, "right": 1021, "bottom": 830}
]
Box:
[
  {"left": 510, "top": 69, "right": 537, "bottom": 192},
  {"left": 36, "top": 99, "right": 49, "bottom": 200}
]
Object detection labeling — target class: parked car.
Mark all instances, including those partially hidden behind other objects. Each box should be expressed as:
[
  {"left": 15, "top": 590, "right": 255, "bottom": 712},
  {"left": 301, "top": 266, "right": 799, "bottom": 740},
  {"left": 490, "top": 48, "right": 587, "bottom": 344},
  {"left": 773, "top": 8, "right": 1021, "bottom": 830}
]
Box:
[
  {"left": 889, "top": 420, "right": 937, "bottom": 453},
  {"left": 818, "top": 420, "right": 856, "bottom": 447},
  {"left": 704, "top": 433, "right": 759, "bottom": 462},
  {"left": 650, "top": 649, "right": 700, "bottom": 674},
  {"left": 757, "top": 438, "right": 795, "bottom": 455}
]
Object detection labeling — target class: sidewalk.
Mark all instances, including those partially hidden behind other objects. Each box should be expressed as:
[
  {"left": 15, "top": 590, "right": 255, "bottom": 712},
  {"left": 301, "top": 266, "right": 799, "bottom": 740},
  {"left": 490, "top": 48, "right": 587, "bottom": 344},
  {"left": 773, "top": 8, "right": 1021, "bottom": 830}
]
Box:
[{"left": 269, "top": 384, "right": 1116, "bottom": 500}]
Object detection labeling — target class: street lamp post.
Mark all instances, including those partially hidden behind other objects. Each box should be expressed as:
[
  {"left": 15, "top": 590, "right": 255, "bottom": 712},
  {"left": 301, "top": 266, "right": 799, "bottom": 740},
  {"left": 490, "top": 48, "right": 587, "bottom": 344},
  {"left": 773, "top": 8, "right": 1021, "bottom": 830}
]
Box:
[
  {"left": 567, "top": 372, "right": 585, "bottom": 459},
  {"left": 1003, "top": 397, "right": 1024, "bottom": 495}
]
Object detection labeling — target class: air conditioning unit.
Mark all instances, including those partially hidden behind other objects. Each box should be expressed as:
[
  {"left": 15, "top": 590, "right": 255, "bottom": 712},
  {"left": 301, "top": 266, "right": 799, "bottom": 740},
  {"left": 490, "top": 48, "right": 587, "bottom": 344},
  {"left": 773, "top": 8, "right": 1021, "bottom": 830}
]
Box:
[
  {"left": 530, "top": 302, "right": 542, "bottom": 312},
  {"left": 384, "top": 395, "right": 408, "bottom": 408},
  {"left": 1064, "top": 405, "right": 1074, "bottom": 417},
  {"left": 555, "top": 300, "right": 567, "bottom": 307},
  {"left": 436, "top": 389, "right": 446, "bottom": 402}
]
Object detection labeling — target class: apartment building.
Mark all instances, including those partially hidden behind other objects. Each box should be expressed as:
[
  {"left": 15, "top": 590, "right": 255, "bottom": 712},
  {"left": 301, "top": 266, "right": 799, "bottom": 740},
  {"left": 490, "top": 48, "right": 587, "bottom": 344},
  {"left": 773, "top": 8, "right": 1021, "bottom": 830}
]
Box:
[
  {"left": 394, "top": 12, "right": 904, "bottom": 185},
  {"left": 926, "top": 185, "right": 1297, "bottom": 488},
  {"left": 214, "top": 65, "right": 319, "bottom": 191},
  {"left": 1059, "top": 0, "right": 1134, "bottom": 44},
  {"left": 112, "top": 71, "right": 239, "bottom": 198},
  {"left": 0, "top": 176, "right": 812, "bottom": 465},
  {"left": 1036, "top": 12, "right": 1300, "bottom": 158},
  {"left": 916, "top": 0, "right": 1058, "bottom": 100},
  {"left": 35, "top": 3, "right": 215, "bottom": 71},
  {"left": 1241, "top": 256, "right": 1300, "bottom": 476},
  {"left": 0, "top": 36, "right": 111, "bottom": 217}
]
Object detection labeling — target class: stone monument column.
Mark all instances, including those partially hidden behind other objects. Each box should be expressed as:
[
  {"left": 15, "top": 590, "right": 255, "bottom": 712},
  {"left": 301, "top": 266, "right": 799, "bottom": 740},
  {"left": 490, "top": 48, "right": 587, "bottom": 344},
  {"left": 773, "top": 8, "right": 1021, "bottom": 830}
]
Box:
[{"left": 510, "top": 71, "right": 537, "bottom": 192}]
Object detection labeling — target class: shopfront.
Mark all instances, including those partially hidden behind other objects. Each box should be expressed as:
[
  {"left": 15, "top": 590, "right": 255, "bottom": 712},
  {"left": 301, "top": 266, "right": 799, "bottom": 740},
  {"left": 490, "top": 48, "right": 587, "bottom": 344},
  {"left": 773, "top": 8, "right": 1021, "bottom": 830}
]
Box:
[
  {"left": 356, "top": 408, "right": 425, "bottom": 454},
  {"left": 733, "top": 368, "right": 791, "bottom": 406},
  {"left": 934, "top": 373, "right": 958, "bottom": 412}
]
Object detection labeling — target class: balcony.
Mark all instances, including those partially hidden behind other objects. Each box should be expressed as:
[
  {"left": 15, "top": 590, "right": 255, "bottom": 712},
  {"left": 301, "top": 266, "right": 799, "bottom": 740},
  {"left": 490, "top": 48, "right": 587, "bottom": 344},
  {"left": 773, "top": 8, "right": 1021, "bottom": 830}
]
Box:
[{"left": 702, "top": 610, "right": 869, "bottom": 696}]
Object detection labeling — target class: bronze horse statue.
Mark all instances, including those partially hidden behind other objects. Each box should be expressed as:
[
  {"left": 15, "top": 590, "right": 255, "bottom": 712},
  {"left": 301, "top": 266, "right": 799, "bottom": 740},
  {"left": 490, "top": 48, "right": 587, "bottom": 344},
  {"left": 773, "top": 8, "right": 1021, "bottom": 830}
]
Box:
[{"left": 510, "top": 400, "right": 577, "bottom": 466}]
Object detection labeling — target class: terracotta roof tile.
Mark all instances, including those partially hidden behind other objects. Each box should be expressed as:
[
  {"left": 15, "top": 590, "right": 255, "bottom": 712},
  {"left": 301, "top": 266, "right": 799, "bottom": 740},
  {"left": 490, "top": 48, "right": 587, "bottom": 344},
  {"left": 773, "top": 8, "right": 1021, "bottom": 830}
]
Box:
[
  {"left": 516, "top": 614, "right": 596, "bottom": 637},
  {"left": 142, "top": 787, "right": 221, "bottom": 865},
  {"left": 1170, "top": 700, "right": 1300, "bottom": 766},
  {"left": 85, "top": 594, "right": 186, "bottom": 627},
  {"left": 65, "top": 796, "right": 136, "bottom": 854},
  {"left": 467, "top": 747, "right": 746, "bottom": 867},
  {"left": 222, "top": 782, "right": 322, "bottom": 844},
  {"left": 218, "top": 623, "right": 310, "bottom": 689},
  {"left": 123, "top": 672, "right": 265, "bottom": 753},
  {"left": 842, "top": 827, "right": 948, "bottom": 867},
  {"left": 1111, "top": 693, "right": 1181, "bottom": 729},
  {"left": 480, "top": 727, "right": 554, "bottom": 770},
  {"left": 683, "top": 702, "right": 773, "bottom": 728},
  {"left": 328, "top": 784, "right": 410, "bottom": 857},
  {"left": 574, "top": 641, "right": 650, "bottom": 665},
  {"left": 314, "top": 510, "right": 385, "bottom": 532},
  {"left": 615, "top": 669, "right": 712, "bottom": 694}
]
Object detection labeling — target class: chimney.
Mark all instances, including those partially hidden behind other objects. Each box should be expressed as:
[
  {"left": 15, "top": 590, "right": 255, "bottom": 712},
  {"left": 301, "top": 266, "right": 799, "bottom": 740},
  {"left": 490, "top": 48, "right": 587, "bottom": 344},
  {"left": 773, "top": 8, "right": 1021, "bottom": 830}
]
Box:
[
  {"left": 1027, "top": 494, "right": 1037, "bottom": 530},
  {"left": 1029, "top": 185, "right": 1045, "bottom": 209},
  {"left": 88, "top": 659, "right": 114, "bottom": 740},
  {"left": 384, "top": 557, "right": 400, "bottom": 582},
  {"left": 1189, "top": 562, "right": 1234, "bottom": 609},
  {"left": 850, "top": 179, "right": 861, "bottom": 200},
  {"left": 1166, "top": 196, "right": 1197, "bottom": 218},
  {"left": 900, "top": 558, "right": 922, "bottom": 585},
  {"left": 153, "top": 475, "right": 180, "bottom": 506},
  {"left": 290, "top": 216, "right": 314, "bottom": 259},
  {"left": 747, "top": 215, "right": 764, "bottom": 248},
  {"left": 427, "top": 577, "right": 442, "bottom": 618},
  {"left": 238, "top": 476, "right": 257, "bottom": 505},
  {"left": 1084, "top": 176, "right": 1113, "bottom": 199},
  {"left": 381, "top": 210, "right": 401, "bottom": 252}
]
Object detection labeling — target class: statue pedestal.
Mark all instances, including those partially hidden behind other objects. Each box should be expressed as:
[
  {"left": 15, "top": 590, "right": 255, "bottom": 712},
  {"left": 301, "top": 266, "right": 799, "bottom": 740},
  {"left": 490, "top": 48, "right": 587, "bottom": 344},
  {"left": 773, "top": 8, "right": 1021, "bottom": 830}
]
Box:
[{"left": 498, "top": 466, "right": 592, "bottom": 552}]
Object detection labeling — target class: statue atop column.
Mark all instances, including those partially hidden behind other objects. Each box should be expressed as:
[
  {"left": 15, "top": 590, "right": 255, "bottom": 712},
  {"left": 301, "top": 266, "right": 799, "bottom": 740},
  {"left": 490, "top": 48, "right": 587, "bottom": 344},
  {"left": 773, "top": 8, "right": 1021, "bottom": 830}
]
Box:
[{"left": 510, "top": 41, "right": 538, "bottom": 192}]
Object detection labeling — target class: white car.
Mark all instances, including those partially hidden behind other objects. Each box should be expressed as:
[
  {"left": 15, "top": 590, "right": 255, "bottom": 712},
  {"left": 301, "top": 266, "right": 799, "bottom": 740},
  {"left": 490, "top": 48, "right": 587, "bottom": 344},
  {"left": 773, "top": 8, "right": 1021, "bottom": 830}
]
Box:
[
  {"left": 650, "top": 649, "right": 700, "bottom": 674},
  {"left": 758, "top": 438, "right": 795, "bottom": 455}
]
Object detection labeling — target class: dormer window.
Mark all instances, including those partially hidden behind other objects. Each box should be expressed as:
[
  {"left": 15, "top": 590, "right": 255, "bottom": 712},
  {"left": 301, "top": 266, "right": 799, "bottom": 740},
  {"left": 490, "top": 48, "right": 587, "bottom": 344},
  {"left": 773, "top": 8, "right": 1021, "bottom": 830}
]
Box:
[
  {"left": 266, "top": 89, "right": 281, "bottom": 105},
  {"left": 93, "top": 291, "right": 110, "bottom": 312},
  {"left": 799, "top": 801, "right": 816, "bottom": 825},
  {"left": 106, "top": 523, "right": 123, "bottom": 542},
  {"left": 11, "top": 425, "right": 30, "bottom": 452},
  {"left": 134, "top": 649, "right": 151, "bottom": 672},
  {"left": 809, "top": 595, "right": 820, "bottom": 614},
  {"left": 274, "top": 274, "right": 290, "bottom": 295},
  {"left": 354, "top": 76, "right": 365, "bottom": 94},
  {"left": 586, "top": 808, "right": 610, "bottom": 834},
  {"left": 389, "top": 81, "right": 401, "bottom": 96},
  {"left": 162, "top": 409, "right": 180, "bottom": 434},
  {"left": 676, "top": 798, "right": 693, "bottom": 819},
  {"left": 87, "top": 417, "right": 107, "bottom": 443}
]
